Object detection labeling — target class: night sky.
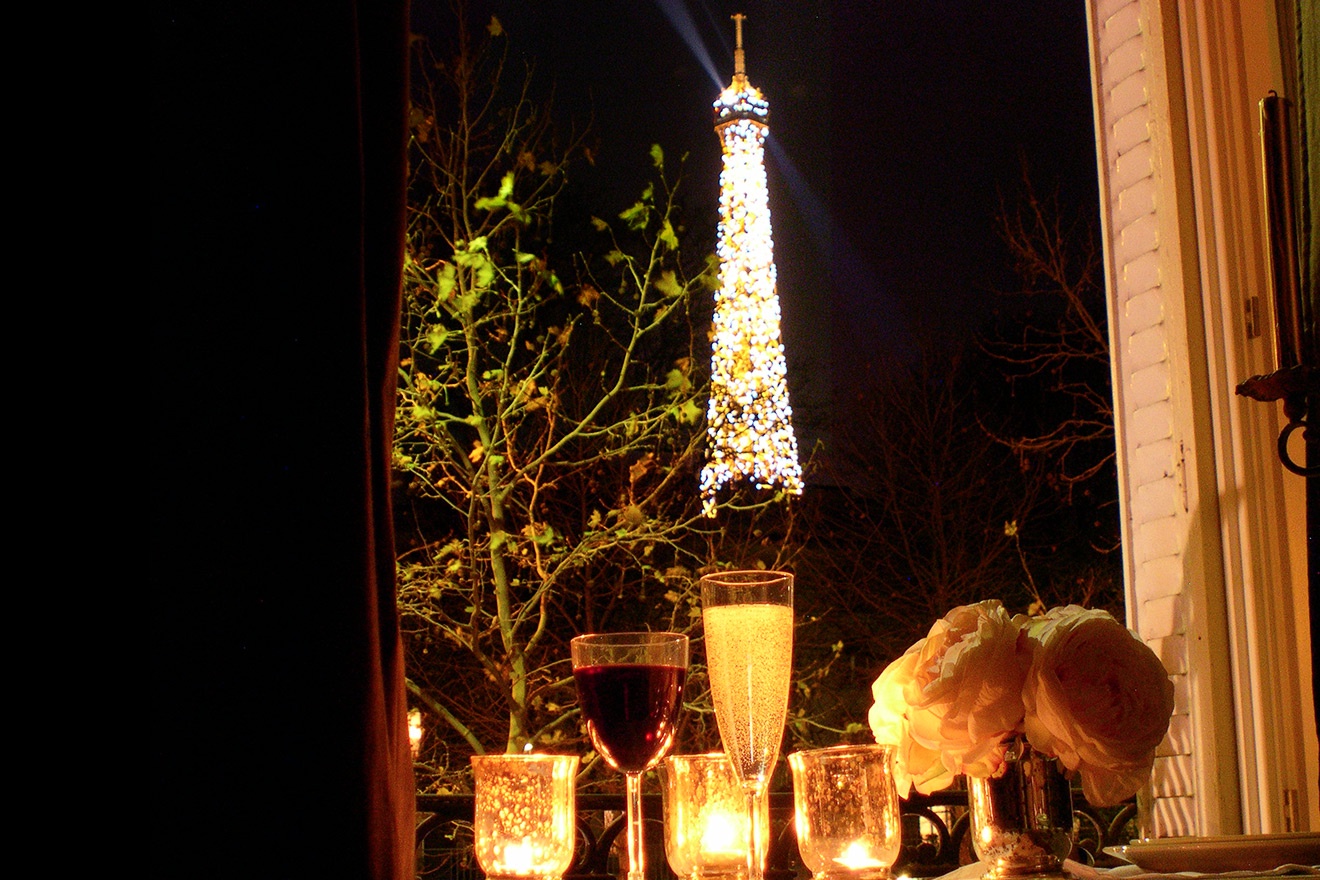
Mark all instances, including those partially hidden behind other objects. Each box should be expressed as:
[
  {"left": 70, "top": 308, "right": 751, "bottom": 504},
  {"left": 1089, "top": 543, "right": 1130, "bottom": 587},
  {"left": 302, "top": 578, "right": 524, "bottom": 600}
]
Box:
[{"left": 412, "top": 0, "right": 1101, "bottom": 430}]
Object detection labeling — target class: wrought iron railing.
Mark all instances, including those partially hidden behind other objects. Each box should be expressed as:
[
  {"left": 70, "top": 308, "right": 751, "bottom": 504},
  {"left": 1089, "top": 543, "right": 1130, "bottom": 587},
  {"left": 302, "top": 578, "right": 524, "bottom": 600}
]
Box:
[{"left": 416, "top": 789, "right": 1137, "bottom": 879}]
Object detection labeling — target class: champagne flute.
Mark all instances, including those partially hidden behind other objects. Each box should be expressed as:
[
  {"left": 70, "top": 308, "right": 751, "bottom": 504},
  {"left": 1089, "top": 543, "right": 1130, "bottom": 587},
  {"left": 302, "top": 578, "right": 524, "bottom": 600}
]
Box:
[
  {"left": 700, "top": 570, "right": 794, "bottom": 880},
  {"left": 571, "top": 632, "right": 689, "bottom": 880}
]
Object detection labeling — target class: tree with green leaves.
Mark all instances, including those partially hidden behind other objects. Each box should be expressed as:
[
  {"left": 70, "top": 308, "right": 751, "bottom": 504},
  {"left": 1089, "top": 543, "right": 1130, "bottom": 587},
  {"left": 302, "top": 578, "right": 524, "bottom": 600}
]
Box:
[{"left": 394, "top": 17, "right": 805, "bottom": 789}]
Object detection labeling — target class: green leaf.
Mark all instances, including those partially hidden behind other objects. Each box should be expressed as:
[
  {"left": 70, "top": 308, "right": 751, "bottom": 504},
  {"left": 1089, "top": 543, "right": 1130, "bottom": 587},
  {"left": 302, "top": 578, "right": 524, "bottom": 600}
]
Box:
[
  {"left": 676, "top": 399, "right": 702, "bottom": 424},
  {"left": 591, "top": 216, "right": 609, "bottom": 232},
  {"left": 436, "top": 264, "right": 456, "bottom": 298},
  {"left": 659, "top": 220, "right": 678, "bottom": 251},
  {"left": 653, "top": 269, "right": 683, "bottom": 297},
  {"left": 664, "top": 368, "right": 689, "bottom": 392},
  {"left": 619, "top": 201, "right": 648, "bottom": 230},
  {"left": 649, "top": 143, "right": 664, "bottom": 168},
  {"left": 605, "top": 250, "right": 626, "bottom": 266},
  {"left": 476, "top": 264, "right": 494, "bottom": 289},
  {"left": 459, "top": 252, "right": 493, "bottom": 289},
  {"left": 473, "top": 173, "right": 514, "bottom": 211},
  {"left": 701, "top": 254, "right": 722, "bottom": 290}
]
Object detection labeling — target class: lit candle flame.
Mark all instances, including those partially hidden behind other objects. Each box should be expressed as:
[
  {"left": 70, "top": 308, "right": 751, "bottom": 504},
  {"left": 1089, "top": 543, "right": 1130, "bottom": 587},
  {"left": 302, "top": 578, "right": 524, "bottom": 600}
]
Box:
[
  {"left": 834, "top": 840, "right": 884, "bottom": 870},
  {"left": 700, "top": 809, "right": 743, "bottom": 857},
  {"left": 407, "top": 709, "right": 423, "bottom": 759},
  {"left": 501, "top": 837, "right": 539, "bottom": 873}
]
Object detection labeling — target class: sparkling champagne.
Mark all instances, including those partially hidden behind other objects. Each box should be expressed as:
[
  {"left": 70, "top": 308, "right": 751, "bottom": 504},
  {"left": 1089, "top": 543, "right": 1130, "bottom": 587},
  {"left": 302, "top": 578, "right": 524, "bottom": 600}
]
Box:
[{"left": 703, "top": 603, "right": 794, "bottom": 785}]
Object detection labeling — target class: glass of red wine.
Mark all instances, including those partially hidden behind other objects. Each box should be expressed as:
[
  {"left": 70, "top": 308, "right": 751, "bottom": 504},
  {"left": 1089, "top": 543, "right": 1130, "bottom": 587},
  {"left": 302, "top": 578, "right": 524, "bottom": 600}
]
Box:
[{"left": 571, "top": 631, "right": 689, "bottom": 880}]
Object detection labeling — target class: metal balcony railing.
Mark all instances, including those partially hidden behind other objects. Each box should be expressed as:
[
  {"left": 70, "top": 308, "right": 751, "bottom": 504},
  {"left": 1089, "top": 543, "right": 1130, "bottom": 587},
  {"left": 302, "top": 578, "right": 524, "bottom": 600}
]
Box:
[{"left": 416, "top": 789, "right": 1137, "bottom": 879}]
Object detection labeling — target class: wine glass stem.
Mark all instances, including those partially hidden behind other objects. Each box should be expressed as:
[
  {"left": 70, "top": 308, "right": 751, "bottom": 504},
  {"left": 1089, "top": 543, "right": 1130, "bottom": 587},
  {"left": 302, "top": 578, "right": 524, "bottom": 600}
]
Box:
[
  {"left": 625, "top": 770, "right": 645, "bottom": 880},
  {"left": 745, "top": 786, "right": 766, "bottom": 880}
]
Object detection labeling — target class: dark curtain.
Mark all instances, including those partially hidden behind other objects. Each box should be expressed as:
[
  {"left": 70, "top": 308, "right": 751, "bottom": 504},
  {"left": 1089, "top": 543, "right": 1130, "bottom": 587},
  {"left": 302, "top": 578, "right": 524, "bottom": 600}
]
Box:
[{"left": 152, "top": 1, "right": 413, "bottom": 876}]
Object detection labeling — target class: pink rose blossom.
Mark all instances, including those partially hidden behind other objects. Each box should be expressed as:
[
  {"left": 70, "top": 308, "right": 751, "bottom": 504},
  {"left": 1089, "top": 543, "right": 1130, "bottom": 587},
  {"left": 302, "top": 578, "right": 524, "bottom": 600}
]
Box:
[{"left": 1020, "top": 606, "right": 1174, "bottom": 806}]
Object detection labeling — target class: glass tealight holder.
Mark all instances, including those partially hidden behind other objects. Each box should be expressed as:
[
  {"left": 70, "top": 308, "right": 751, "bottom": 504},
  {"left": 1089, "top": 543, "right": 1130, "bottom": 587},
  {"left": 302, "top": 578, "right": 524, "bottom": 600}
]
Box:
[
  {"left": 787, "top": 745, "right": 901, "bottom": 880},
  {"left": 661, "top": 753, "right": 768, "bottom": 880},
  {"left": 472, "top": 753, "right": 580, "bottom": 880}
]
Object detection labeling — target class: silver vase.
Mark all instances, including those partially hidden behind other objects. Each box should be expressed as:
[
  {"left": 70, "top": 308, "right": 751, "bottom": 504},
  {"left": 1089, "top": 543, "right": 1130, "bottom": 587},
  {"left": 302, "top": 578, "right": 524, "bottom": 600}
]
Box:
[{"left": 967, "top": 739, "right": 1073, "bottom": 879}]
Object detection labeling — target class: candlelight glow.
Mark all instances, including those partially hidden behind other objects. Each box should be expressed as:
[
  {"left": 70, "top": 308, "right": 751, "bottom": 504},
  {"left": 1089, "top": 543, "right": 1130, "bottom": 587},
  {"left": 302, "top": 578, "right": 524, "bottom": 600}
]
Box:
[
  {"left": 472, "top": 754, "right": 578, "bottom": 880},
  {"left": 662, "top": 753, "right": 765, "bottom": 878},
  {"left": 500, "top": 838, "right": 539, "bottom": 873},
  {"left": 789, "top": 745, "right": 902, "bottom": 878},
  {"left": 834, "top": 841, "right": 884, "bottom": 870},
  {"left": 408, "top": 708, "right": 423, "bottom": 759},
  {"left": 699, "top": 809, "right": 742, "bottom": 856},
  {"left": 700, "top": 21, "right": 803, "bottom": 516}
]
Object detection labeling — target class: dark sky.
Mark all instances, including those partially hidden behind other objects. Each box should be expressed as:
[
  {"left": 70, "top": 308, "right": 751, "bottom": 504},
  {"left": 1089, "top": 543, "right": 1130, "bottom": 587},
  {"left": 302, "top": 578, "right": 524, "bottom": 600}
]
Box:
[{"left": 413, "top": 0, "right": 1100, "bottom": 430}]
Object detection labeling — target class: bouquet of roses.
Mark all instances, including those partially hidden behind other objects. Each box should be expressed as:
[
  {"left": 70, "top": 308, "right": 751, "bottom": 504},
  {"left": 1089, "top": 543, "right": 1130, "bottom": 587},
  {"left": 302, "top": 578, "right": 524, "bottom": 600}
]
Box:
[{"left": 868, "top": 600, "right": 1174, "bottom": 806}]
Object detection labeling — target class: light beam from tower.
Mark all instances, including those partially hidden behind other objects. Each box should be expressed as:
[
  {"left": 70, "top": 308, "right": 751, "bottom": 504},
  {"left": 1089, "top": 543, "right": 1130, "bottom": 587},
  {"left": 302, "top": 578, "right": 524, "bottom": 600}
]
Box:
[{"left": 700, "top": 13, "right": 804, "bottom": 517}]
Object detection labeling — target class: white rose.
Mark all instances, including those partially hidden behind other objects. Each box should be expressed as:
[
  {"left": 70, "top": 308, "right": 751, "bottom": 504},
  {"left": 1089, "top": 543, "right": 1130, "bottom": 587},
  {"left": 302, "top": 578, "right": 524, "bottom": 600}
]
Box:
[
  {"left": 871, "top": 600, "right": 1026, "bottom": 788},
  {"left": 1021, "top": 606, "right": 1175, "bottom": 806},
  {"left": 870, "top": 647, "right": 953, "bottom": 796}
]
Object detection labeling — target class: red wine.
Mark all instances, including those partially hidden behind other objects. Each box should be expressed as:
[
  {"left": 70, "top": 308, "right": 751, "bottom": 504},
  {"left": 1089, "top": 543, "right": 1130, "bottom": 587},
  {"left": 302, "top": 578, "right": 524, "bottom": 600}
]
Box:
[{"left": 574, "top": 663, "right": 686, "bottom": 772}]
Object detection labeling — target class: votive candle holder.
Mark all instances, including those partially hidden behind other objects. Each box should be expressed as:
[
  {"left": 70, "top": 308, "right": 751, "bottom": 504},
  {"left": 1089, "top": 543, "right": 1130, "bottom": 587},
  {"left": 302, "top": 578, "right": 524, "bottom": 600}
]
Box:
[
  {"left": 471, "top": 753, "right": 579, "bottom": 880},
  {"left": 787, "top": 744, "right": 901, "bottom": 880},
  {"left": 661, "top": 752, "right": 767, "bottom": 880}
]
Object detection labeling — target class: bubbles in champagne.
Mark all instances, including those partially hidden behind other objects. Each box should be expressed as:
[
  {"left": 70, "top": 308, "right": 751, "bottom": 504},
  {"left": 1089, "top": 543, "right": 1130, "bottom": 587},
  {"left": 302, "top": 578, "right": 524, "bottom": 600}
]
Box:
[{"left": 703, "top": 603, "right": 794, "bottom": 784}]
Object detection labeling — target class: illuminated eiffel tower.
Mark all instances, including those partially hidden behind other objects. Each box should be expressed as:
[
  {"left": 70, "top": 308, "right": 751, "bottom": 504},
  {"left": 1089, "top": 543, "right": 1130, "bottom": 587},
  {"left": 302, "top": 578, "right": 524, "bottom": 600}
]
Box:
[{"left": 700, "top": 14, "right": 804, "bottom": 517}]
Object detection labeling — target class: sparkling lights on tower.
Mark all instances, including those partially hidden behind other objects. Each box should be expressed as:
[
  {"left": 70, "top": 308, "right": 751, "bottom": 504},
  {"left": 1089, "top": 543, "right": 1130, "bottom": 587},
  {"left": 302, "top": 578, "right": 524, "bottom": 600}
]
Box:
[{"left": 700, "top": 14, "right": 804, "bottom": 517}]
